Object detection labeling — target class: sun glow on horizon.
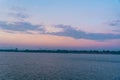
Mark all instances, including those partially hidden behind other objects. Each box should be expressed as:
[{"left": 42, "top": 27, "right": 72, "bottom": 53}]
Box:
[{"left": 0, "top": 0, "right": 120, "bottom": 50}]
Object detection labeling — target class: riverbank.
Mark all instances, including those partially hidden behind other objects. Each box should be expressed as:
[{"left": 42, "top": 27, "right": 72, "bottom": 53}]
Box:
[{"left": 0, "top": 49, "right": 120, "bottom": 54}]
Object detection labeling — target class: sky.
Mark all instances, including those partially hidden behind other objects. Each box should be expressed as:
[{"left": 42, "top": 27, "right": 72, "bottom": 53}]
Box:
[{"left": 0, "top": 0, "right": 120, "bottom": 50}]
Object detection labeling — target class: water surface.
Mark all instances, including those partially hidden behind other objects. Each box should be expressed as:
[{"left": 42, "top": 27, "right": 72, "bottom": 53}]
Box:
[{"left": 0, "top": 52, "right": 120, "bottom": 80}]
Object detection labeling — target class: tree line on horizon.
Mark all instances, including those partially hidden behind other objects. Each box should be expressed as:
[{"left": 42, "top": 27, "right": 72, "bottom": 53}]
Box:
[{"left": 0, "top": 48, "right": 120, "bottom": 54}]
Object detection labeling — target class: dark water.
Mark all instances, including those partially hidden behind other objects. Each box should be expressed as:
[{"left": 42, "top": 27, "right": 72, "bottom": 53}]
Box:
[{"left": 0, "top": 52, "right": 120, "bottom": 80}]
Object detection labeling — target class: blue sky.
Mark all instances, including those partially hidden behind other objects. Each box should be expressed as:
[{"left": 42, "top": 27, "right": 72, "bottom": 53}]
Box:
[
  {"left": 0, "top": 0, "right": 120, "bottom": 32},
  {"left": 0, "top": 0, "right": 120, "bottom": 50}
]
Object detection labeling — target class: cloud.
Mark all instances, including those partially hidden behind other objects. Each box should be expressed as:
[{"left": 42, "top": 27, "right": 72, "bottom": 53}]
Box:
[
  {"left": 0, "top": 21, "right": 120, "bottom": 41},
  {"left": 108, "top": 19, "right": 120, "bottom": 33},
  {"left": 109, "top": 20, "right": 120, "bottom": 27},
  {"left": 0, "top": 21, "right": 44, "bottom": 33},
  {"left": 113, "top": 30, "right": 120, "bottom": 32},
  {"left": 9, "top": 7, "right": 29, "bottom": 21},
  {"left": 44, "top": 25, "right": 64, "bottom": 33},
  {"left": 47, "top": 24, "right": 120, "bottom": 41},
  {"left": 9, "top": 12, "right": 29, "bottom": 20}
]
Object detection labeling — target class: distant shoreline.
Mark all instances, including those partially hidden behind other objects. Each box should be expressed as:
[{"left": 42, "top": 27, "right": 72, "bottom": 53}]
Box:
[{"left": 0, "top": 49, "right": 120, "bottom": 54}]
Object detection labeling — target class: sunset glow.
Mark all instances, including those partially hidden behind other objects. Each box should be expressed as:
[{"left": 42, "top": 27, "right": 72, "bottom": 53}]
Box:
[{"left": 0, "top": 0, "right": 120, "bottom": 50}]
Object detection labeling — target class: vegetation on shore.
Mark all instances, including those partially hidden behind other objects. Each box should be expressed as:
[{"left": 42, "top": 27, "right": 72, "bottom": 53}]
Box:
[{"left": 0, "top": 48, "right": 120, "bottom": 54}]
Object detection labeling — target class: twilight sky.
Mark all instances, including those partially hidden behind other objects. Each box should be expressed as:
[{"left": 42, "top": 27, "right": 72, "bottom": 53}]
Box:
[{"left": 0, "top": 0, "right": 120, "bottom": 50}]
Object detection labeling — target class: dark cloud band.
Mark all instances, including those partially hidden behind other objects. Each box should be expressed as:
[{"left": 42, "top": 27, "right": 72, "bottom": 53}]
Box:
[{"left": 0, "top": 21, "right": 120, "bottom": 41}]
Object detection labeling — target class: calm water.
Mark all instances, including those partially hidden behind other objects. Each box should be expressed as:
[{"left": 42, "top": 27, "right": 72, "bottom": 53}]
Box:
[{"left": 0, "top": 52, "right": 120, "bottom": 80}]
